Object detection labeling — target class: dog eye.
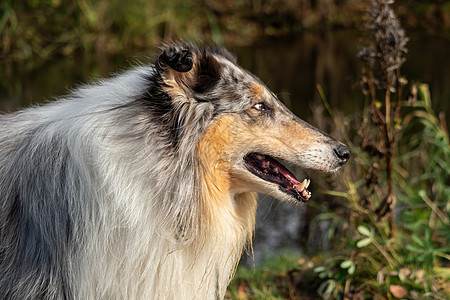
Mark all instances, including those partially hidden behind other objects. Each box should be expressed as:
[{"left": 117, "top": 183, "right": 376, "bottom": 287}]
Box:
[{"left": 252, "top": 102, "right": 269, "bottom": 112}]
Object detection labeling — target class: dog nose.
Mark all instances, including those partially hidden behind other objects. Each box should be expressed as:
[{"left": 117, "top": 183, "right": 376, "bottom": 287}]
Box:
[{"left": 333, "top": 144, "right": 351, "bottom": 164}]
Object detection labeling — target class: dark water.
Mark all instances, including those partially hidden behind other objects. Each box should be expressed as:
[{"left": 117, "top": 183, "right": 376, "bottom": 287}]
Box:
[
  {"left": 2, "top": 30, "right": 449, "bottom": 116},
  {"left": 1, "top": 29, "right": 449, "bottom": 262}
]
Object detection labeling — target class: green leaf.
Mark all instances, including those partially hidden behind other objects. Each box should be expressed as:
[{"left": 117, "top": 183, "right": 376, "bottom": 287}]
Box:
[
  {"left": 436, "top": 246, "right": 450, "bottom": 252},
  {"left": 348, "top": 264, "right": 356, "bottom": 275},
  {"left": 411, "top": 234, "right": 426, "bottom": 248},
  {"left": 319, "top": 280, "right": 337, "bottom": 298},
  {"left": 406, "top": 244, "right": 425, "bottom": 253},
  {"left": 418, "top": 189, "right": 427, "bottom": 198},
  {"left": 418, "top": 253, "right": 431, "bottom": 262},
  {"left": 357, "top": 225, "right": 372, "bottom": 237},
  {"left": 314, "top": 266, "right": 326, "bottom": 273},
  {"left": 340, "top": 260, "right": 353, "bottom": 269},
  {"left": 433, "top": 267, "right": 450, "bottom": 279},
  {"left": 424, "top": 228, "right": 431, "bottom": 242},
  {"left": 357, "top": 238, "right": 372, "bottom": 248}
]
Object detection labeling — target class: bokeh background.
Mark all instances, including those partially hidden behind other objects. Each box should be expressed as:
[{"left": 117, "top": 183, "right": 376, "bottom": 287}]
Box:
[{"left": 1, "top": 0, "right": 449, "bottom": 298}]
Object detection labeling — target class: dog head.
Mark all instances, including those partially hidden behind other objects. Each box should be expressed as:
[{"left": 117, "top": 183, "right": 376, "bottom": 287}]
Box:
[{"left": 153, "top": 42, "right": 350, "bottom": 204}]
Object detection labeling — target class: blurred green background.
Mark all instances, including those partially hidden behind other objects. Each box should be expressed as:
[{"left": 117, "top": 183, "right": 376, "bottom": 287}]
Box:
[
  {"left": 2, "top": 0, "right": 450, "bottom": 61},
  {"left": 1, "top": 0, "right": 450, "bottom": 115}
]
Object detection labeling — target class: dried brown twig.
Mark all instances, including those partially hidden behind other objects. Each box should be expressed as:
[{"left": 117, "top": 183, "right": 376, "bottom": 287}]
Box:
[{"left": 357, "top": 0, "right": 409, "bottom": 237}]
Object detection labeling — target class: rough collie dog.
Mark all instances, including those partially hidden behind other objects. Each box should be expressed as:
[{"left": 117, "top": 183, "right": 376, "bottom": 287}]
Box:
[{"left": 0, "top": 43, "right": 350, "bottom": 299}]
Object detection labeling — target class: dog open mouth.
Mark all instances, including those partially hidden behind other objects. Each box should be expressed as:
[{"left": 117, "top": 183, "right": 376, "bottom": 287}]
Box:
[{"left": 243, "top": 153, "right": 311, "bottom": 202}]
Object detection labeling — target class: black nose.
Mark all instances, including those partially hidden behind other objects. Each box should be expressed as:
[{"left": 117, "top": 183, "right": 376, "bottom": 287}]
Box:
[{"left": 333, "top": 144, "right": 351, "bottom": 164}]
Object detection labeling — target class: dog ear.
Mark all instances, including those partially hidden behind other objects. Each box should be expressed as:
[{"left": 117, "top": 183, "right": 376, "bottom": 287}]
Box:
[
  {"left": 157, "top": 44, "right": 221, "bottom": 97},
  {"left": 158, "top": 45, "right": 194, "bottom": 73},
  {"left": 193, "top": 51, "right": 220, "bottom": 94}
]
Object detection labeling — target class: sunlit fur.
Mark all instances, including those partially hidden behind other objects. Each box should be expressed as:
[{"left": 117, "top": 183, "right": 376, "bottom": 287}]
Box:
[{"left": 0, "top": 43, "right": 349, "bottom": 299}]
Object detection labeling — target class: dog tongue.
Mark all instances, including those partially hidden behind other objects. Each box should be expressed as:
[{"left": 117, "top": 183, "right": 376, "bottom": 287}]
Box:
[
  {"left": 260, "top": 155, "right": 301, "bottom": 184},
  {"left": 280, "top": 169, "right": 301, "bottom": 185}
]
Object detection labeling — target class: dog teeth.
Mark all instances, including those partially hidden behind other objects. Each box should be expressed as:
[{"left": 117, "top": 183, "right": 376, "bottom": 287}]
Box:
[
  {"left": 301, "top": 189, "right": 308, "bottom": 197},
  {"left": 306, "top": 192, "right": 311, "bottom": 199},
  {"left": 295, "top": 179, "right": 308, "bottom": 191},
  {"left": 294, "top": 179, "right": 312, "bottom": 199},
  {"left": 302, "top": 189, "right": 312, "bottom": 199}
]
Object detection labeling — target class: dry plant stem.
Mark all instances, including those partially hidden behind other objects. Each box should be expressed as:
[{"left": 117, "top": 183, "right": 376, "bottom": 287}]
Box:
[
  {"left": 344, "top": 279, "right": 351, "bottom": 300},
  {"left": 385, "top": 90, "right": 391, "bottom": 144},
  {"left": 371, "top": 238, "right": 395, "bottom": 269},
  {"left": 384, "top": 89, "right": 395, "bottom": 238},
  {"left": 368, "top": 72, "right": 396, "bottom": 238},
  {"left": 421, "top": 192, "right": 449, "bottom": 226},
  {"left": 368, "top": 71, "right": 385, "bottom": 124},
  {"left": 394, "top": 68, "right": 403, "bottom": 123},
  {"left": 360, "top": 0, "right": 410, "bottom": 237}
]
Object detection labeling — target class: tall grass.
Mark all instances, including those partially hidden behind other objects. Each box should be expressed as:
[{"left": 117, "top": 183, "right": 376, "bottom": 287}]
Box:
[
  {"left": 301, "top": 1, "right": 449, "bottom": 298},
  {"left": 299, "top": 1, "right": 449, "bottom": 298}
]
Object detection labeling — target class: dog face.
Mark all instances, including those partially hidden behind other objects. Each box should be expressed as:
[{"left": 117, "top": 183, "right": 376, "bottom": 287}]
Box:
[{"left": 156, "top": 43, "right": 350, "bottom": 204}]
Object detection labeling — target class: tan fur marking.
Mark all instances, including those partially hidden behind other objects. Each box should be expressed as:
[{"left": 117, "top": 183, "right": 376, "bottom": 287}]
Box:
[
  {"left": 250, "top": 83, "right": 265, "bottom": 102},
  {"left": 284, "top": 121, "right": 316, "bottom": 145},
  {"left": 197, "top": 114, "right": 257, "bottom": 220},
  {"left": 162, "top": 53, "right": 198, "bottom": 99},
  {"left": 197, "top": 115, "right": 234, "bottom": 203}
]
